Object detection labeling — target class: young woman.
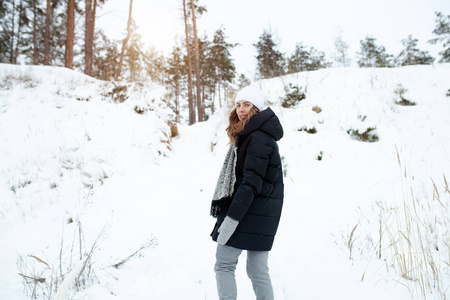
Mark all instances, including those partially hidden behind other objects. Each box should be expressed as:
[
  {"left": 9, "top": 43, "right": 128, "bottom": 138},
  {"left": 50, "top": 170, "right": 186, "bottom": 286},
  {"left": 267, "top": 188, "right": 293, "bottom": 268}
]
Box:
[{"left": 210, "top": 85, "right": 284, "bottom": 300}]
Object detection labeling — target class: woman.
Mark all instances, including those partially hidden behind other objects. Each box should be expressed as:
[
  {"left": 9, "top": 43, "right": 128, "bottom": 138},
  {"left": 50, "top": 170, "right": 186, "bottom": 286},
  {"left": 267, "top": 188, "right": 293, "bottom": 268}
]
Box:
[{"left": 210, "top": 84, "right": 284, "bottom": 300}]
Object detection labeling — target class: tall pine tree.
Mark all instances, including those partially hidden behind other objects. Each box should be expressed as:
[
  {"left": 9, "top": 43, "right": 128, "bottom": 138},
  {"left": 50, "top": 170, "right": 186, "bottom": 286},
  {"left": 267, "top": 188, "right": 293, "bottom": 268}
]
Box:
[
  {"left": 208, "top": 27, "right": 236, "bottom": 111},
  {"left": 0, "top": 1, "right": 9, "bottom": 62},
  {"left": 166, "top": 45, "right": 184, "bottom": 123},
  {"left": 116, "top": 0, "right": 133, "bottom": 79},
  {"left": 429, "top": 12, "right": 450, "bottom": 62},
  {"left": 254, "top": 30, "right": 285, "bottom": 79},
  {"left": 92, "top": 30, "right": 119, "bottom": 80},
  {"left": 357, "top": 36, "right": 393, "bottom": 68},
  {"left": 143, "top": 46, "right": 165, "bottom": 84},
  {"left": 287, "top": 43, "right": 309, "bottom": 73},
  {"left": 182, "top": 0, "right": 195, "bottom": 125},
  {"left": 189, "top": 0, "right": 204, "bottom": 122}
]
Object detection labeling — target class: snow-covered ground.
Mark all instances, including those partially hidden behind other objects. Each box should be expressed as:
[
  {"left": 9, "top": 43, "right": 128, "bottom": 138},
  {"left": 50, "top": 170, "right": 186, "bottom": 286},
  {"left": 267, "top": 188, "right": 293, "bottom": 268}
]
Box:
[{"left": 0, "top": 63, "right": 449, "bottom": 299}]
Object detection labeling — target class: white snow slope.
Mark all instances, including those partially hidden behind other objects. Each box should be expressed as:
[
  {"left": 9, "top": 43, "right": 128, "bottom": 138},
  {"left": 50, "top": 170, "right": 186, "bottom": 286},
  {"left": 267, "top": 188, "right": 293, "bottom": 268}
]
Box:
[{"left": 1, "top": 63, "right": 449, "bottom": 300}]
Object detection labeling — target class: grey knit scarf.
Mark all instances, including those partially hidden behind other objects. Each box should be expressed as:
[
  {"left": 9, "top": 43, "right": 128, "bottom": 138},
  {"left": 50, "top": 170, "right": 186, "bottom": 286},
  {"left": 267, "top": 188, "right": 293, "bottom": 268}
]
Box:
[{"left": 210, "top": 144, "right": 237, "bottom": 218}]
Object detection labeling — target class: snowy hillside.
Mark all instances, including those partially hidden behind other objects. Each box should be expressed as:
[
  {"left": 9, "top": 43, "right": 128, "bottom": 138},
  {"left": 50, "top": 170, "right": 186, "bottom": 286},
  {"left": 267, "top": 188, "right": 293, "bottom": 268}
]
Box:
[{"left": 0, "top": 63, "right": 449, "bottom": 299}]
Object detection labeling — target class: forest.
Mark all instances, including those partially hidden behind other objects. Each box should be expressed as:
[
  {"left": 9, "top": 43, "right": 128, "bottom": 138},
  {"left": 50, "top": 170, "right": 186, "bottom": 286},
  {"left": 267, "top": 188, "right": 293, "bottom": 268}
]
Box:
[{"left": 1, "top": 1, "right": 449, "bottom": 125}]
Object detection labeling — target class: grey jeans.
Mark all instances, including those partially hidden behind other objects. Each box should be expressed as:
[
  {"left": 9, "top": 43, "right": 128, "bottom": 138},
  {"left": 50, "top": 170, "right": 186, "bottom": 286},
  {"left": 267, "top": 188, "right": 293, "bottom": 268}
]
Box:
[{"left": 214, "top": 244, "right": 274, "bottom": 300}]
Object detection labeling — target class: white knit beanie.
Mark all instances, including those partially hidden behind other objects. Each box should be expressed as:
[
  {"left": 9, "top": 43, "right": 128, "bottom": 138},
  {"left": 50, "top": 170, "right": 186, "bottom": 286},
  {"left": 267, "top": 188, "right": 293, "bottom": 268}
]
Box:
[{"left": 235, "top": 85, "right": 265, "bottom": 112}]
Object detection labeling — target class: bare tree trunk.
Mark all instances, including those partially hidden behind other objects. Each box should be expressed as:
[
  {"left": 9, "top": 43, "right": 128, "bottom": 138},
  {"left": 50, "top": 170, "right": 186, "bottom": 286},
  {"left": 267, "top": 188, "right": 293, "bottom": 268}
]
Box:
[
  {"left": 93, "top": 0, "right": 97, "bottom": 42},
  {"left": 44, "top": 0, "right": 51, "bottom": 65},
  {"left": 211, "top": 88, "right": 214, "bottom": 115},
  {"left": 175, "top": 82, "right": 180, "bottom": 123},
  {"left": 218, "top": 82, "right": 221, "bottom": 108},
  {"left": 190, "top": 0, "right": 203, "bottom": 122},
  {"left": 224, "top": 84, "right": 228, "bottom": 104},
  {"left": 65, "top": 0, "right": 75, "bottom": 69},
  {"left": 33, "top": 0, "right": 37, "bottom": 64},
  {"left": 216, "top": 70, "right": 222, "bottom": 108},
  {"left": 183, "top": 0, "right": 195, "bottom": 125},
  {"left": 85, "top": 0, "right": 93, "bottom": 75},
  {"left": 91, "top": 0, "right": 97, "bottom": 71},
  {"left": 203, "top": 85, "right": 208, "bottom": 115},
  {"left": 14, "top": 0, "right": 24, "bottom": 64},
  {"left": 10, "top": 0, "right": 15, "bottom": 63},
  {"left": 93, "top": 0, "right": 97, "bottom": 29},
  {"left": 116, "top": 0, "right": 133, "bottom": 80}
]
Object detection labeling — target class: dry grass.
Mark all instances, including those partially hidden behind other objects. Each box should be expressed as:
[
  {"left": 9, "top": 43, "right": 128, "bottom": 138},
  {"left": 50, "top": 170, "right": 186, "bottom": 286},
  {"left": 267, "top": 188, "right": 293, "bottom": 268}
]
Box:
[
  {"left": 382, "top": 150, "right": 450, "bottom": 299},
  {"left": 347, "top": 224, "right": 358, "bottom": 260},
  {"left": 348, "top": 148, "right": 450, "bottom": 299},
  {"left": 16, "top": 220, "right": 104, "bottom": 300}
]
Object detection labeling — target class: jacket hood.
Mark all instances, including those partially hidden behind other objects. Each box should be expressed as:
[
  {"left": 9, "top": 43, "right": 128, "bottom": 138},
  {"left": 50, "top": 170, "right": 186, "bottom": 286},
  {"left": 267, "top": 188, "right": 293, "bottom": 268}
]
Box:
[{"left": 237, "top": 107, "right": 284, "bottom": 144}]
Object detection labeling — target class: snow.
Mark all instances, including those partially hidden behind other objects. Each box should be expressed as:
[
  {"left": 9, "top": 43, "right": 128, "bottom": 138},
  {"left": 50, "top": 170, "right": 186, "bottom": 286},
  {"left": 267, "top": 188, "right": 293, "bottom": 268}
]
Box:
[{"left": 1, "top": 62, "right": 450, "bottom": 299}]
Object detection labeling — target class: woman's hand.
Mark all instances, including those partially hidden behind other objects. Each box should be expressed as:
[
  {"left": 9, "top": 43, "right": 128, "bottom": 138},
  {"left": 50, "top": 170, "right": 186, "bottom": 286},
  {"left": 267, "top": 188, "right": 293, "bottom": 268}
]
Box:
[{"left": 217, "top": 216, "right": 239, "bottom": 245}]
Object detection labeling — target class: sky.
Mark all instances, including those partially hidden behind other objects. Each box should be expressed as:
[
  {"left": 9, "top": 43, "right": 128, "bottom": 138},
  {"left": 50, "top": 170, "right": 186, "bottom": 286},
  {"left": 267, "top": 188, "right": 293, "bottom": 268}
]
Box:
[{"left": 97, "top": 0, "right": 450, "bottom": 79}]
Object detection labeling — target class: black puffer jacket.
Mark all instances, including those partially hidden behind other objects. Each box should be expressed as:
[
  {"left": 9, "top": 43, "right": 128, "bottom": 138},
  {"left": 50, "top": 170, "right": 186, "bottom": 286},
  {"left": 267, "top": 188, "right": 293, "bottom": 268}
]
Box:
[{"left": 211, "top": 108, "right": 284, "bottom": 251}]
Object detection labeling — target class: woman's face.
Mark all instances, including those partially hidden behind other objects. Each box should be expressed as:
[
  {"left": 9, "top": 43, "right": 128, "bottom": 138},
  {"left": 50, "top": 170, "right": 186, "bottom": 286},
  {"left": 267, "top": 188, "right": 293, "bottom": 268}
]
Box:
[{"left": 236, "top": 100, "right": 254, "bottom": 121}]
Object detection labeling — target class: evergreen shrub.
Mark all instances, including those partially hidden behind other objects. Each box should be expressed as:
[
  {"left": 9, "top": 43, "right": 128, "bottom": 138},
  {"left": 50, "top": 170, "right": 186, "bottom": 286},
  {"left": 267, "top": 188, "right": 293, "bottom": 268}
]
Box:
[
  {"left": 281, "top": 83, "right": 306, "bottom": 108},
  {"left": 347, "top": 127, "right": 379, "bottom": 142},
  {"left": 105, "top": 83, "right": 128, "bottom": 103},
  {"left": 298, "top": 126, "right": 317, "bottom": 134},
  {"left": 394, "top": 83, "right": 416, "bottom": 106},
  {"left": 317, "top": 151, "right": 323, "bottom": 161}
]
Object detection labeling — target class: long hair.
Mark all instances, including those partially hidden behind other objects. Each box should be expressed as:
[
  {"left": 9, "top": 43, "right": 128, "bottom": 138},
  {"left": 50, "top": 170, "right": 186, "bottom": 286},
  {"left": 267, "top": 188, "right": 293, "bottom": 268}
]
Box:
[{"left": 226, "top": 106, "right": 260, "bottom": 144}]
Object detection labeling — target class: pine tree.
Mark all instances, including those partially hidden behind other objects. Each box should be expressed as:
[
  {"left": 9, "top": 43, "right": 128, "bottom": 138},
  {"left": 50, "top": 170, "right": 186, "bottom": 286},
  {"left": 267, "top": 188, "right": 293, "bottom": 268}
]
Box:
[
  {"left": 20, "top": 0, "right": 48, "bottom": 65},
  {"left": 182, "top": 0, "right": 195, "bottom": 125},
  {"left": 43, "top": 0, "right": 50, "bottom": 64},
  {"left": 48, "top": 0, "right": 68, "bottom": 66},
  {"left": 144, "top": 46, "right": 166, "bottom": 84},
  {"left": 287, "top": 43, "right": 328, "bottom": 74},
  {"left": 189, "top": 0, "right": 205, "bottom": 122},
  {"left": 0, "top": 0, "right": 22, "bottom": 63},
  {"left": 0, "top": 0, "right": 81, "bottom": 67},
  {"left": 31, "top": 0, "right": 38, "bottom": 64},
  {"left": 307, "top": 47, "right": 328, "bottom": 70},
  {"left": 429, "top": 12, "right": 450, "bottom": 62},
  {"left": 357, "top": 37, "right": 378, "bottom": 67},
  {"left": 166, "top": 46, "right": 184, "bottom": 123},
  {"left": 25, "top": 0, "right": 66, "bottom": 66},
  {"left": 0, "top": 0, "right": 23, "bottom": 63},
  {"left": 92, "top": 30, "right": 119, "bottom": 80},
  {"left": 0, "top": 1, "right": 9, "bottom": 62},
  {"left": 208, "top": 27, "right": 236, "bottom": 110},
  {"left": 375, "top": 45, "right": 394, "bottom": 68},
  {"left": 287, "top": 43, "right": 309, "bottom": 73},
  {"left": 9, "top": 0, "right": 32, "bottom": 64},
  {"left": 196, "top": 36, "right": 212, "bottom": 116},
  {"left": 6, "top": 0, "right": 33, "bottom": 64},
  {"left": 116, "top": 0, "right": 133, "bottom": 79},
  {"left": 357, "top": 36, "right": 393, "bottom": 68},
  {"left": 124, "top": 22, "right": 144, "bottom": 82},
  {"left": 254, "top": 30, "right": 285, "bottom": 79},
  {"left": 397, "top": 35, "right": 434, "bottom": 66}
]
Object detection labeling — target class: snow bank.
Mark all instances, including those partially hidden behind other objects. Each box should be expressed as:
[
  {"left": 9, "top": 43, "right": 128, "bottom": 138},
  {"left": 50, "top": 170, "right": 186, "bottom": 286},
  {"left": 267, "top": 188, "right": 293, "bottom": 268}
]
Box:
[
  {"left": 0, "top": 64, "right": 175, "bottom": 299},
  {"left": 1, "top": 63, "right": 449, "bottom": 299}
]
